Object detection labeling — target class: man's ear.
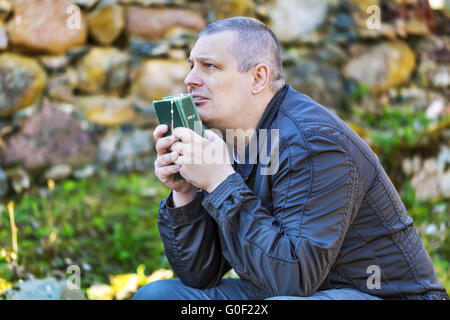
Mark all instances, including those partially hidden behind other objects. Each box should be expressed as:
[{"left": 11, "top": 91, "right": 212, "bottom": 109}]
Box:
[{"left": 251, "top": 64, "right": 270, "bottom": 95}]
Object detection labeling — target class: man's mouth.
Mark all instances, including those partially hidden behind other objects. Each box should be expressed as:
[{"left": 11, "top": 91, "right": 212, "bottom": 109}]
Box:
[{"left": 192, "top": 95, "right": 209, "bottom": 106}]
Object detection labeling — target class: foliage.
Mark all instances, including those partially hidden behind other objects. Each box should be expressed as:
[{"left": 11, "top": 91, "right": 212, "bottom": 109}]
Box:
[
  {"left": 401, "top": 181, "right": 450, "bottom": 292},
  {"left": 0, "top": 168, "right": 172, "bottom": 296}
]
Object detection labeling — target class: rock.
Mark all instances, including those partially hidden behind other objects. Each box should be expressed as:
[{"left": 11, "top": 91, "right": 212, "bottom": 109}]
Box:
[
  {"left": 0, "top": 21, "right": 8, "bottom": 50},
  {"left": 97, "top": 129, "right": 120, "bottom": 165},
  {"left": 39, "top": 55, "right": 70, "bottom": 72},
  {"left": 73, "top": 164, "right": 97, "bottom": 179},
  {"left": 46, "top": 68, "right": 78, "bottom": 103},
  {"left": 97, "top": 127, "right": 155, "bottom": 173},
  {"left": 0, "top": 0, "right": 12, "bottom": 21},
  {"left": 44, "top": 164, "right": 73, "bottom": 181},
  {"left": 411, "top": 158, "right": 441, "bottom": 200},
  {"left": 0, "top": 101, "right": 96, "bottom": 170},
  {"left": 214, "top": 0, "right": 254, "bottom": 19},
  {"left": 268, "top": 0, "right": 329, "bottom": 42},
  {"left": 343, "top": 41, "right": 416, "bottom": 94},
  {"left": 74, "top": 0, "right": 99, "bottom": 9},
  {"left": 8, "top": 0, "right": 88, "bottom": 55},
  {"left": 0, "top": 53, "right": 47, "bottom": 118},
  {"left": 77, "top": 95, "right": 136, "bottom": 127},
  {"left": 6, "top": 278, "right": 66, "bottom": 300},
  {"left": 419, "top": 60, "right": 450, "bottom": 89},
  {"left": 126, "top": 7, "right": 205, "bottom": 41},
  {"left": 6, "top": 167, "right": 30, "bottom": 194},
  {"left": 129, "top": 38, "right": 170, "bottom": 58},
  {"left": 286, "top": 60, "right": 344, "bottom": 109},
  {"left": 131, "top": 59, "right": 189, "bottom": 107},
  {"left": 425, "top": 99, "right": 446, "bottom": 120},
  {"left": 334, "top": 12, "right": 355, "bottom": 31},
  {"left": 87, "top": 0, "right": 125, "bottom": 45},
  {"left": 75, "top": 47, "right": 129, "bottom": 94},
  {"left": 437, "top": 145, "right": 450, "bottom": 198},
  {"left": 315, "top": 42, "right": 348, "bottom": 65},
  {"left": 402, "top": 155, "right": 422, "bottom": 176},
  {"left": 0, "top": 166, "right": 8, "bottom": 197}
]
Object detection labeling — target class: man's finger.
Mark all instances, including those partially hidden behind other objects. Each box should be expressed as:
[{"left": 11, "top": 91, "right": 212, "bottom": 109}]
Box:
[
  {"left": 173, "top": 127, "right": 198, "bottom": 144},
  {"left": 156, "top": 135, "right": 178, "bottom": 155},
  {"left": 153, "top": 124, "right": 168, "bottom": 141},
  {"left": 155, "top": 151, "right": 178, "bottom": 168},
  {"left": 157, "top": 164, "right": 181, "bottom": 179}
]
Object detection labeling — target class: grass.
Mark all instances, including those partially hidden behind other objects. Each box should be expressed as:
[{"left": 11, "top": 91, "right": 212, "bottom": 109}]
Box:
[{"left": 0, "top": 168, "right": 172, "bottom": 296}]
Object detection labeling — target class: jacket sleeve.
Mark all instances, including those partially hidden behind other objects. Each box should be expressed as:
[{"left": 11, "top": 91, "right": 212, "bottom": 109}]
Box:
[
  {"left": 157, "top": 189, "right": 231, "bottom": 288},
  {"left": 201, "top": 135, "right": 362, "bottom": 297}
]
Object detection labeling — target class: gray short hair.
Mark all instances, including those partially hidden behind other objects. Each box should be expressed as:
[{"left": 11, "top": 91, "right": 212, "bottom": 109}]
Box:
[{"left": 198, "top": 17, "right": 285, "bottom": 92}]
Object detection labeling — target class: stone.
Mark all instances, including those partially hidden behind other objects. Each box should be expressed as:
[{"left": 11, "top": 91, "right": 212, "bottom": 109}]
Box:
[
  {"left": 126, "top": 7, "right": 205, "bottom": 41},
  {"left": 129, "top": 38, "right": 170, "bottom": 58},
  {"left": 44, "top": 164, "right": 73, "bottom": 181},
  {"left": 0, "top": 166, "right": 8, "bottom": 197},
  {"left": 131, "top": 59, "right": 190, "bottom": 108},
  {"left": 334, "top": 12, "right": 355, "bottom": 31},
  {"left": 8, "top": 0, "right": 88, "bottom": 55},
  {"left": 39, "top": 55, "right": 70, "bottom": 72},
  {"left": 0, "top": 101, "right": 96, "bottom": 170},
  {"left": 285, "top": 60, "right": 344, "bottom": 109},
  {"left": 73, "top": 164, "right": 98, "bottom": 179},
  {"left": 411, "top": 158, "right": 441, "bottom": 200},
  {"left": 343, "top": 41, "right": 416, "bottom": 94},
  {"left": 0, "top": 21, "right": 8, "bottom": 50},
  {"left": 0, "top": 0, "right": 12, "bottom": 21},
  {"left": 0, "top": 53, "right": 47, "bottom": 118},
  {"left": 6, "top": 278, "right": 66, "bottom": 300},
  {"left": 426, "top": 99, "right": 446, "bottom": 120},
  {"left": 75, "top": 47, "right": 129, "bottom": 94},
  {"left": 97, "top": 129, "right": 120, "bottom": 164},
  {"left": 77, "top": 95, "right": 136, "bottom": 127},
  {"left": 74, "top": 0, "right": 99, "bottom": 9},
  {"left": 437, "top": 145, "right": 450, "bottom": 198},
  {"left": 87, "top": 0, "right": 125, "bottom": 45},
  {"left": 6, "top": 167, "right": 30, "bottom": 194},
  {"left": 46, "top": 68, "right": 78, "bottom": 103},
  {"left": 97, "top": 127, "right": 155, "bottom": 173},
  {"left": 268, "top": 0, "right": 329, "bottom": 42},
  {"left": 214, "top": 0, "right": 254, "bottom": 20}
]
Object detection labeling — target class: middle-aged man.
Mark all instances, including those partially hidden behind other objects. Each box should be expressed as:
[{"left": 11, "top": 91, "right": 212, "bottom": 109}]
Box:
[{"left": 134, "top": 17, "right": 449, "bottom": 300}]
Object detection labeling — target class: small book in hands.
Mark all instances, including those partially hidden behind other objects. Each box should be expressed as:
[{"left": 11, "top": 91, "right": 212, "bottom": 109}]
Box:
[{"left": 153, "top": 93, "right": 205, "bottom": 181}]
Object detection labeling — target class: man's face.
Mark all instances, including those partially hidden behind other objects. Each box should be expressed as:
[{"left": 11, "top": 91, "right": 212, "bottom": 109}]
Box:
[{"left": 185, "top": 31, "right": 253, "bottom": 132}]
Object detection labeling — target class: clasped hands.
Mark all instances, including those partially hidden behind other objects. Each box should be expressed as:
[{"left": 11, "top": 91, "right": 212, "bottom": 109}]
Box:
[{"left": 154, "top": 124, "right": 235, "bottom": 194}]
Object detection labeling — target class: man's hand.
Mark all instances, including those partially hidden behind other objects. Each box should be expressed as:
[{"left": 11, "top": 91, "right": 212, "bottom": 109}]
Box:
[
  {"left": 153, "top": 124, "right": 195, "bottom": 196},
  {"left": 171, "top": 127, "right": 235, "bottom": 193}
]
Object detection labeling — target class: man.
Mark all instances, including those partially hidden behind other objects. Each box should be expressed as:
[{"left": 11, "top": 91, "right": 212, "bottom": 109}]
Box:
[{"left": 134, "top": 17, "right": 448, "bottom": 300}]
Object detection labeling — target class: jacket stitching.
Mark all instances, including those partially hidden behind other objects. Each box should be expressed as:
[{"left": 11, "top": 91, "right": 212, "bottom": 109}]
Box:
[
  {"left": 277, "top": 110, "right": 312, "bottom": 239},
  {"left": 296, "top": 120, "right": 379, "bottom": 169},
  {"left": 365, "top": 192, "right": 427, "bottom": 292},
  {"left": 314, "top": 159, "right": 359, "bottom": 293}
]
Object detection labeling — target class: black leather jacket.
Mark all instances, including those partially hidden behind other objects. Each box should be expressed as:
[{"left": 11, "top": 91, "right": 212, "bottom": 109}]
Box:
[{"left": 157, "top": 85, "right": 449, "bottom": 300}]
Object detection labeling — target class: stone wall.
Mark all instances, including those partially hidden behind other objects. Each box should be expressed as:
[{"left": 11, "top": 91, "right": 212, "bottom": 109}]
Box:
[{"left": 0, "top": 0, "right": 448, "bottom": 200}]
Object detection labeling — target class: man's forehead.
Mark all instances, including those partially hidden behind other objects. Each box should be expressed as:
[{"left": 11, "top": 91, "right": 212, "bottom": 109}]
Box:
[{"left": 188, "top": 31, "right": 236, "bottom": 63}]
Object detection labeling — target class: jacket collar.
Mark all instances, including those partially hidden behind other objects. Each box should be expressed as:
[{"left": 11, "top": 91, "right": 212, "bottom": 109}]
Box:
[{"left": 233, "top": 84, "right": 289, "bottom": 180}]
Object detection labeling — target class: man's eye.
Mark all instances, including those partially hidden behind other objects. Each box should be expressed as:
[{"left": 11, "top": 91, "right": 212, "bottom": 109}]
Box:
[{"left": 205, "top": 63, "right": 215, "bottom": 69}]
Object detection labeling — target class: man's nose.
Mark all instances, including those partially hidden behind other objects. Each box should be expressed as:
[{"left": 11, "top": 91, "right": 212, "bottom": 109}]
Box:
[{"left": 184, "top": 68, "right": 203, "bottom": 88}]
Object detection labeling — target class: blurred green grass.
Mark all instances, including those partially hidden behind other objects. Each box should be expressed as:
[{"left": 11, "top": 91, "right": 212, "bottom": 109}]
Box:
[{"left": 0, "top": 169, "right": 172, "bottom": 294}]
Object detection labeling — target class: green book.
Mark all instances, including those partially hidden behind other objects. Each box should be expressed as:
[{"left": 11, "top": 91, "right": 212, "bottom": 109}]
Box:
[{"left": 153, "top": 93, "right": 205, "bottom": 181}]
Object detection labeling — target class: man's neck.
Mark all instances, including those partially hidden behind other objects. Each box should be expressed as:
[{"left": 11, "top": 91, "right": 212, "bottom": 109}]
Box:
[{"left": 229, "top": 88, "right": 278, "bottom": 157}]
